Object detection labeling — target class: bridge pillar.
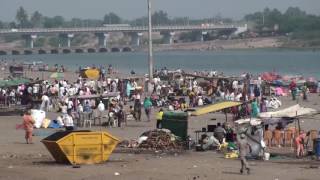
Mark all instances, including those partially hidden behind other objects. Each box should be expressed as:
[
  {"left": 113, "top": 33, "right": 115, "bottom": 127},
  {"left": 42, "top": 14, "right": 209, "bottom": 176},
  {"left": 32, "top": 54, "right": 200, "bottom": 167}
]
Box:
[
  {"left": 23, "top": 34, "right": 37, "bottom": 48},
  {"left": 59, "top": 33, "right": 74, "bottom": 48},
  {"left": 161, "top": 32, "right": 175, "bottom": 44},
  {"left": 196, "top": 31, "right": 208, "bottom": 42},
  {"left": 95, "top": 33, "right": 109, "bottom": 47},
  {"left": 130, "top": 32, "right": 143, "bottom": 46}
]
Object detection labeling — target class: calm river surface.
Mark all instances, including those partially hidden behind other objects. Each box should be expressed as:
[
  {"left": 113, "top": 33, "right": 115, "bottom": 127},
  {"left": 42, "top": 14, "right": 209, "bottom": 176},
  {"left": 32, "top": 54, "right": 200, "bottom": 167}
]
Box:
[{"left": 3, "top": 49, "right": 320, "bottom": 78}]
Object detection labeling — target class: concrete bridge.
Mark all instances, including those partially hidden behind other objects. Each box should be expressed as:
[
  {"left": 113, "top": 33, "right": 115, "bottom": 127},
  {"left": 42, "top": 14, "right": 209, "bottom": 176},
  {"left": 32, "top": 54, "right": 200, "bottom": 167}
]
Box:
[
  {"left": 0, "top": 46, "right": 133, "bottom": 55},
  {"left": 0, "top": 24, "right": 247, "bottom": 50}
]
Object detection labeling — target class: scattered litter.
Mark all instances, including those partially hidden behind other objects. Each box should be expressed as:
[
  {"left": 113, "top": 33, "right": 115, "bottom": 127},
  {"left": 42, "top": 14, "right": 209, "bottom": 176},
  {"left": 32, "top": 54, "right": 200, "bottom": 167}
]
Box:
[
  {"left": 8, "top": 165, "right": 13, "bottom": 169},
  {"left": 193, "top": 165, "right": 198, "bottom": 168},
  {"left": 114, "top": 172, "right": 120, "bottom": 176},
  {"left": 309, "top": 165, "right": 319, "bottom": 169},
  {"left": 72, "top": 165, "right": 81, "bottom": 168}
]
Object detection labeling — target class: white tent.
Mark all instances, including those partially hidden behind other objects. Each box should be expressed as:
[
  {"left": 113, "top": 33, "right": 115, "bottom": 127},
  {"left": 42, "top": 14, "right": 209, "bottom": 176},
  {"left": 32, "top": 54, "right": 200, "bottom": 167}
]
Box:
[{"left": 259, "top": 104, "right": 317, "bottom": 118}]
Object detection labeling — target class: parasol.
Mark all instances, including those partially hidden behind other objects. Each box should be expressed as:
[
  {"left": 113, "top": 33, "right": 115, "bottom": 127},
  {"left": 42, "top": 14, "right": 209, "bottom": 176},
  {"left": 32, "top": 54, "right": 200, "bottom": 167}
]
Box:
[{"left": 84, "top": 69, "right": 100, "bottom": 80}]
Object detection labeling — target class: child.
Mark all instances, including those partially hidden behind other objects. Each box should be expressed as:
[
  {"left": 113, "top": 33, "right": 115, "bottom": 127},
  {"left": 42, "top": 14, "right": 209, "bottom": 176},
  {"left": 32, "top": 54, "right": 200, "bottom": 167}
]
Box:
[
  {"left": 156, "top": 108, "right": 164, "bottom": 129},
  {"left": 295, "top": 131, "right": 306, "bottom": 158},
  {"left": 22, "top": 110, "right": 35, "bottom": 144}
]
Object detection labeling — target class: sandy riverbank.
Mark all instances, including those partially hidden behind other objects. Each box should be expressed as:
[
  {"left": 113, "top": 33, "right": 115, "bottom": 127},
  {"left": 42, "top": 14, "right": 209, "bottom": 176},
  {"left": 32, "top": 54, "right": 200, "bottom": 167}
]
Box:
[
  {"left": 149, "top": 37, "right": 283, "bottom": 52},
  {"left": 0, "top": 86, "right": 320, "bottom": 180}
]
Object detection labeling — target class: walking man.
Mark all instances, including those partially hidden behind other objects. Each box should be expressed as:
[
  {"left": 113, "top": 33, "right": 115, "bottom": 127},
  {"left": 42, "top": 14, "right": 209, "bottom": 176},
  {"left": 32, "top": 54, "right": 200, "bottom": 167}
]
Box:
[
  {"left": 143, "top": 97, "right": 152, "bottom": 121},
  {"left": 238, "top": 133, "right": 251, "bottom": 174}
]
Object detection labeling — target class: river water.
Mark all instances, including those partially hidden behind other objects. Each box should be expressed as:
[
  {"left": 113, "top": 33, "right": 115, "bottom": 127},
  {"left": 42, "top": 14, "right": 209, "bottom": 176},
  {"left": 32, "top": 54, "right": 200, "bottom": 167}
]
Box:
[{"left": 2, "top": 49, "right": 320, "bottom": 78}]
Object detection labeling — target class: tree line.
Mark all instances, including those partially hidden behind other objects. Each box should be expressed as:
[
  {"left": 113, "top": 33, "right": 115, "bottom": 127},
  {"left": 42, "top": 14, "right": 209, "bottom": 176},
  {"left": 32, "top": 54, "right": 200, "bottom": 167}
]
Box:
[
  {"left": 0, "top": 6, "right": 232, "bottom": 29},
  {"left": 0, "top": 6, "right": 320, "bottom": 42},
  {"left": 245, "top": 7, "right": 320, "bottom": 40}
]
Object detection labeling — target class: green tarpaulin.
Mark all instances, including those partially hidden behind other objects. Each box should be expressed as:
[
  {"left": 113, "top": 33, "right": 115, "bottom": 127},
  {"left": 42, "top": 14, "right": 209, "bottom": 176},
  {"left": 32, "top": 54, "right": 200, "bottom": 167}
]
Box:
[{"left": 0, "top": 78, "right": 31, "bottom": 88}]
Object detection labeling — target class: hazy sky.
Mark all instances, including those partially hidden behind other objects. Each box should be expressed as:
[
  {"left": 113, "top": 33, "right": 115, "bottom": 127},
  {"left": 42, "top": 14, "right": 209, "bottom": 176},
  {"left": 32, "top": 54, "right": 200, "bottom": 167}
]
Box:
[{"left": 1, "top": 0, "right": 319, "bottom": 21}]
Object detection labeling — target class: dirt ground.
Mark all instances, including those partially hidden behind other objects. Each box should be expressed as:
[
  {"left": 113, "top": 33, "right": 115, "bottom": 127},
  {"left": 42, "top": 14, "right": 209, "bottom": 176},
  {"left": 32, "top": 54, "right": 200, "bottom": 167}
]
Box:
[{"left": 0, "top": 91, "right": 320, "bottom": 180}]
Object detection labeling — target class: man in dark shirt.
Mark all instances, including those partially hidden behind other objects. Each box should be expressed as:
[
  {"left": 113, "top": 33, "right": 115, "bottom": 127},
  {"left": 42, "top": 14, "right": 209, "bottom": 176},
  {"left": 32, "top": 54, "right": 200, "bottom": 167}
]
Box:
[
  {"left": 134, "top": 99, "right": 142, "bottom": 121},
  {"left": 214, "top": 123, "right": 226, "bottom": 143}
]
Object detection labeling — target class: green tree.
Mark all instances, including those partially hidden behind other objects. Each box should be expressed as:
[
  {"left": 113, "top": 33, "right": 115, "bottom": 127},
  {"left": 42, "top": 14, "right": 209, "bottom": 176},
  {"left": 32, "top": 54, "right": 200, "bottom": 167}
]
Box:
[
  {"left": 30, "top": 11, "right": 43, "bottom": 27},
  {"left": 0, "top": 21, "right": 3, "bottom": 29},
  {"left": 16, "top": 6, "right": 29, "bottom": 28},
  {"left": 48, "top": 37, "right": 59, "bottom": 47},
  {"left": 284, "top": 7, "right": 306, "bottom": 17},
  {"left": 131, "top": 16, "right": 148, "bottom": 26},
  {"left": 152, "top": 10, "right": 170, "bottom": 25},
  {"left": 67, "top": 18, "right": 83, "bottom": 27},
  {"left": 43, "top": 16, "right": 65, "bottom": 28},
  {"left": 103, "top": 12, "right": 122, "bottom": 24}
]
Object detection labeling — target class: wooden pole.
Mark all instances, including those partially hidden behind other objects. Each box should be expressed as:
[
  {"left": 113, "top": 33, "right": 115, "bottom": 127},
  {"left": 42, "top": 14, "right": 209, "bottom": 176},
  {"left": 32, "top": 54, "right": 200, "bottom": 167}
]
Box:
[
  {"left": 225, "top": 110, "right": 228, "bottom": 122},
  {"left": 296, "top": 111, "right": 301, "bottom": 133}
]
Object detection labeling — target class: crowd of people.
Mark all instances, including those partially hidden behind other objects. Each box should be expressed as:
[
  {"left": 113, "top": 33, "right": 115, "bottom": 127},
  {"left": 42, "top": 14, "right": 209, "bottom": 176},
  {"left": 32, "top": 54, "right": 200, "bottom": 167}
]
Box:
[{"left": 0, "top": 64, "right": 317, "bottom": 171}]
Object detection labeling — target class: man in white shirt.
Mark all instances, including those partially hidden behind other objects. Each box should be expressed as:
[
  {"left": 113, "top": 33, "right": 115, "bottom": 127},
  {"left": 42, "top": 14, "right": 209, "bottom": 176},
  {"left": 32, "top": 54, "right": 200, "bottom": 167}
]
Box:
[
  {"left": 98, "top": 101, "right": 105, "bottom": 112},
  {"left": 61, "top": 103, "right": 68, "bottom": 114},
  {"left": 232, "top": 81, "right": 238, "bottom": 91},
  {"left": 63, "top": 113, "right": 74, "bottom": 131},
  {"left": 59, "top": 86, "right": 65, "bottom": 97},
  {"left": 32, "top": 85, "right": 39, "bottom": 94},
  {"left": 67, "top": 99, "right": 74, "bottom": 111},
  {"left": 97, "top": 101, "right": 105, "bottom": 124},
  {"left": 41, "top": 94, "right": 50, "bottom": 111},
  {"left": 198, "top": 97, "right": 204, "bottom": 106},
  {"left": 77, "top": 103, "right": 83, "bottom": 113},
  {"left": 27, "top": 86, "right": 32, "bottom": 95},
  {"left": 235, "top": 92, "right": 242, "bottom": 102}
]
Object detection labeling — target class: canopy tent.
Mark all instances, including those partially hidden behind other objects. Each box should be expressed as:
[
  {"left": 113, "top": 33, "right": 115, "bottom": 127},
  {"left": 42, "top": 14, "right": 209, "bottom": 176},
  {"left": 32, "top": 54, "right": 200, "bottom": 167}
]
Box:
[
  {"left": 191, "top": 101, "right": 242, "bottom": 116},
  {"left": 50, "top": 72, "right": 64, "bottom": 79},
  {"left": 0, "top": 78, "right": 31, "bottom": 88},
  {"left": 235, "top": 118, "right": 262, "bottom": 126},
  {"left": 259, "top": 104, "right": 317, "bottom": 119},
  {"left": 69, "top": 92, "right": 120, "bottom": 100}
]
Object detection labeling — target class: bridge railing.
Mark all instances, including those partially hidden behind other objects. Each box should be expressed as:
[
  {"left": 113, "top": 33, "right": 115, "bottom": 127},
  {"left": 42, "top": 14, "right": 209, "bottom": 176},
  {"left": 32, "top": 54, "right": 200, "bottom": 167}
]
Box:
[{"left": 0, "top": 24, "right": 240, "bottom": 34}]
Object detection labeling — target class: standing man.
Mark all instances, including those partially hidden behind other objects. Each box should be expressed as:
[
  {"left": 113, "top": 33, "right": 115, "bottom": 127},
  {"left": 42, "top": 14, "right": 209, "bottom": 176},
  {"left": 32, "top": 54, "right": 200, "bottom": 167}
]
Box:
[
  {"left": 289, "top": 81, "right": 297, "bottom": 101},
  {"left": 40, "top": 93, "right": 50, "bottom": 112},
  {"left": 238, "top": 133, "right": 251, "bottom": 175},
  {"left": 134, "top": 99, "right": 142, "bottom": 121},
  {"left": 214, "top": 123, "right": 226, "bottom": 144},
  {"left": 301, "top": 83, "right": 308, "bottom": 101}
]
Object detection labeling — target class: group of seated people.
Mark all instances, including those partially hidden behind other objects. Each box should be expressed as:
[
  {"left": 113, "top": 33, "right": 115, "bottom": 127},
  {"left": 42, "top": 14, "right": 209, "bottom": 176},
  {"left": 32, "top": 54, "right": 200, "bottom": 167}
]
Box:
[
  {"left": 200, "top": 122, "right": 236, "bottom": 150},
  {"left": 264, "top": 124, "right": 319, "bottom": 157}
]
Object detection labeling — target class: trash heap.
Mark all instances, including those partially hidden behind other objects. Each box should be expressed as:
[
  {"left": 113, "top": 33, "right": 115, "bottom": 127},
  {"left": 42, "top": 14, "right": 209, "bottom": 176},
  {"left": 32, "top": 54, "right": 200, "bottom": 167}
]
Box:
[
  {"left": 117, "top": 129, "right": 185, "bottom": 151},
  {"left": 138, "top": 129, "right": 184, "bottom": 151}
]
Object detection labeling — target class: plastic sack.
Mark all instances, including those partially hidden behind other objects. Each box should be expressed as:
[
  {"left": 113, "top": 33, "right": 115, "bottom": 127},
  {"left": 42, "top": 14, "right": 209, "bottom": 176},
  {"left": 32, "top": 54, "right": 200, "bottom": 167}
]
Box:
[
  {"left": 225, "top": 151, "right": 239, "bottom": 159},
  {"left": 138, "top": 136, "right": 148, "bottom": 144},
  {"left": 41, "top": 118, "right": 51, "bottom": 129},
  {"left": 31, "top": 109, "right": 46, "bottom": 129}
]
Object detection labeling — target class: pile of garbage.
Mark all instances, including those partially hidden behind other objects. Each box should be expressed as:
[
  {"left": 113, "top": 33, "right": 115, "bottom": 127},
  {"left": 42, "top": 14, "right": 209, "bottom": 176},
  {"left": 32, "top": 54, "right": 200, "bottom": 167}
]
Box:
[
  {"left": 139, "top": 129, "right": 184, "bottom": 150},
  {"left": 119, "top": 129, "right": 184, "bottom": 151}
]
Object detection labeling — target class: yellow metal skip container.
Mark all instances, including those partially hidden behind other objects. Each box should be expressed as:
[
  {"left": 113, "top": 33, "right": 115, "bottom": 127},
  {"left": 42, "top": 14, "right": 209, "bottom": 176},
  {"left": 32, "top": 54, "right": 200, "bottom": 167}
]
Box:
[{"left": 41, "top": 130, "right": 119, "bottom": 165}]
